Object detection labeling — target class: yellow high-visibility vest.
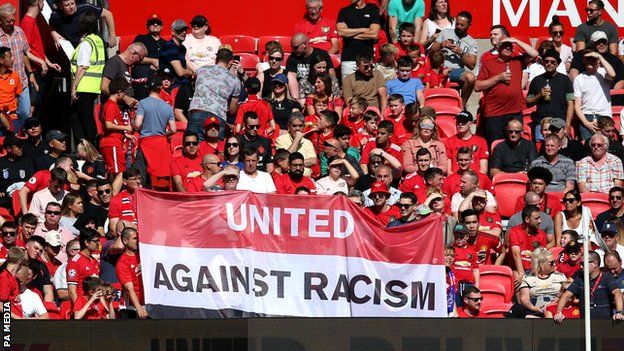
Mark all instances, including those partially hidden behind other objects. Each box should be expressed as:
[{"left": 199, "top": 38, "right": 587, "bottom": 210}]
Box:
[{"left": 70, "top": 33, "right": 105, "bottom": 94}]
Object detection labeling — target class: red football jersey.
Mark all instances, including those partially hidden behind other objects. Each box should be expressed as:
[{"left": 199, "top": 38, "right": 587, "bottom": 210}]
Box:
[
  {"left": 452, "top": 244, "right": 478, "bottom": 283},
  {"left": 66, "top": 252, "right": 100, "bottom": 298},
  {"left": 508, "top": 225, "right": 548, "bottom": 270},
  {"left": 116, "top": 252, "right": 144, "bottom": 307}
]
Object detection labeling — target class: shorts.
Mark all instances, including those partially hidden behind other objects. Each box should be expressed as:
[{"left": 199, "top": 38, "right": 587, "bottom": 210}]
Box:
[
  {"left": 449, "top": 68, "right": 465, "bottom": 83},
  {"left": 101, "top": 145, "right": 126, "bottom": 174}
]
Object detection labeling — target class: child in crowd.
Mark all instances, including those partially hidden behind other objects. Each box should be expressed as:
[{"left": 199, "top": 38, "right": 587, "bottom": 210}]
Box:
[
  {"left": 158, "top": 69, "right": 176, "bottom": 106},
  {"left": 73, "top": 276, "right": 115, "bottom": 320},
  {"left": 386, "top": 94, "right": 413, "bottom": 145},
  {"left": 271, "top": 148, "right": 290, "bottom": 180},
  {"left": 100, "top": 77, "right": 133, "bottom": 177},
  {"left": 394, "top": 23, "right": 419, "bottom": 57},
  {"left": 235, "top": 77, "right": 275, "bottom": 137},
  {"left": 406, "top": 44, "right": 429, "bottom": 80},
  {"left": 343, "top": 97, "right": 368, "bottom": 134},
  {"left": 0, "top": 47, "right": 21, "bottom": 132},
  {"left": 304, "top": 94, "right": 329, "bottom": 133},
  {"left": 375, "top": 44, "right": 398, "bottom": 81},
  {"left": 423, "top": 51, "right": 450, "bottom": 88},
  {"left": 386, "top": 56, "right": 425, "bottom": 106},
  {"left": 353, "top": 110, "right": 380, "bottom": 149},
  {"left": 445, "top": 245, "right": 459, "bottom": 317},
  {"left": 451, "top": 224, "right": 479, "bottom": 305}
]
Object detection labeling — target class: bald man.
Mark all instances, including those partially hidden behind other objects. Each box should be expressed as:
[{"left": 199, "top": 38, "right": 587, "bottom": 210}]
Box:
[
  {"left": 286, "top": 32, "right": 335, "bottom": 104},
  {"left": 489, "top": 119, "right": 538, "bottom": 176},
  {"left": 186, "top": 154, "right": 222, "bottom": 193}
]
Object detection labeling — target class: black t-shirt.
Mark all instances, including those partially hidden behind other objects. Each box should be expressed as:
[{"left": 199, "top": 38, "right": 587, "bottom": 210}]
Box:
[
  {"left": 0, "top": 156, "right": 34, "bottom": 192},
  {"left": 174, "top": 83, "right": 194, "bottom": 117},
  {"left": 49, "top": 5, "right": 103, "bottom": 47},
  {"left": 270, "top": 98, "right": 301, "bottom": 130},
  {"left": 75, "top": 201, "right": 108, "bottom": 230},
  {"left": 21, "top": 138, "right": 46, "bottom": 162},
  {"left": 570, "top": 51, "right": 624, "bottom": 88},
  {"left": 559, "top": 138, "right": 589, "bottom": 162},
  {"left": 337, "top": 3, "right": 381, "bottom": 61},
  {"left": 102, "top": 55, "right": 132, "bottom": 100},
  {"left": 285, "top": 48, "right": 333, "bottom": 80},
  {"left": 31, "top": 259, "right": 52, "bottom": 296},
  {"left": 240, "top": 135, "right": 273, "bottom": 171},
  {"left": 595, "top": 210, "right": 624, "bottom": 233},
  {"left": 132, "top": 34, "right": 167, "bottom": 100},
  {"left": 159, "top": 39, "right": 188, "bottom": 87},
  {"left": 34, "top": 153, "right": 57, "bottom": 171},
  {"left": 528, "top": 72, "right": 573, "bottom": 120},
  {"left": 490, "top": 139, "right": 538, "bottom": 172}
]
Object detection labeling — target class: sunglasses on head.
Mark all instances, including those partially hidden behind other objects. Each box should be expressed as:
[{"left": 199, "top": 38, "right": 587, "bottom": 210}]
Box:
[{"left": 97, "top": 189, "right": 111, "bottom": 195}]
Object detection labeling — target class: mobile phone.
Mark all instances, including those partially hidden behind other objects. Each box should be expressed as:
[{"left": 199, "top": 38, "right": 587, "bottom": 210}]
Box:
[
  {"left": 435, "top": 28, "right": 442, "bottom": 34},
  {"left": 233, "top": 55, "right": 241, "bottom": 61}
]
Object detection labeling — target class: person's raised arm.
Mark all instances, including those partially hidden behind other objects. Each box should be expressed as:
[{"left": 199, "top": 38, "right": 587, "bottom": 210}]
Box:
[{"left": 101, "top": 9, "right": 117, "bottom": 48}]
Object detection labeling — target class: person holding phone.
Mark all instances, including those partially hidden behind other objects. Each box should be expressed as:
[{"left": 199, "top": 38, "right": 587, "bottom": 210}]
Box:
[{"left": 419, "top": 0, "right": 455, "bottom": 49}]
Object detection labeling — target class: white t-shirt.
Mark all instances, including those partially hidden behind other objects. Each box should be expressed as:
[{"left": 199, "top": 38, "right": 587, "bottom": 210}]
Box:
[
  {"left": 315, "top": 176, "right": 349, "bottom": 195},
  {"left": 76, "top": 40, "right": 93, "bottom": 67},
  {"left": 53, "top": 262, "right": 68, "bottom": 290},
  {"left": 237, "top": 171, "right": 277, "bottom": 193},
  {"left": 573, "top": 72, "right": 612, "bottom": 116},
  {"left": 183, "top": 35, "right": 221, "bottom": 69},
  {"left": 20, "top": 288, "right": 47, "bottom": 318},
  {"left": 424, "top": 18, "right": 454, "bottom": 42},
  {"left": 450, "top": 190, "right": 497, "bottom": 214}
]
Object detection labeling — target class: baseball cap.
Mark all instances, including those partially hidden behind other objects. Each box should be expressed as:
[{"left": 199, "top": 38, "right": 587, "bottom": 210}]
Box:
[
  {"left": 3, "top": 134, "right": 22, "bottom": 148},
  {"left": 416, "top": 205, "right": 432, "bottom": 216},
  {"left": 45, "top": 230, "right": 64, "bottom": 247},
  {"left": 455, "top": 110, "right": 475, "bottom": 122},
  {"left": 541, "top": 49, "right": 562, "bottom": 64},
  {"left": 171, "top": 19, "right": 189, "bottom": 32},
  {"left": 146, "top": 14, "right": 163, "bottom": 24},
  {"left": 564, "top": 240, "right": 581, "bottom": 253},
  {"left": 369, "top": 181, "right": 390, "bottom": 196},
  {"left": 271, "top": 73, "right": 288, "bottom": 85},
  {"left": 45, "top": 130, "right": 67, "bottom": 143},
  {"left": 146, "top": 75, "right": 163, "bottom": 90},
  {"left": 23, "top": 117, "right": 41, "bottom": 130},
  {"left": 204, "top": 116, "right": 221, "bottom": 128},
  {"left": 549, "top": 118, "right": 566, "bottom": 130},
  {"left": 590, "top": 31, "right": 608, "bottom": 43},
  {"left": 453, "top": 223, "right": 468, "bottom": 235},
  {"left": 190, "top": 15, "right": 208, "bottom": 27},
  {"left": 601, "top": 222, "right": 618, "bottom": 234}
]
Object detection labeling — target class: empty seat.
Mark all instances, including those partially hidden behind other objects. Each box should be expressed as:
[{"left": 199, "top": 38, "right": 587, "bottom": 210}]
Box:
[
  {"left": 479, "top": 279, "right": 512, "bottom": 303},
  {"left": 492, "top": 173, "right": 529, "bottom": 218},
  {"left": 479, "top": 264, "right": 514, "bottom": 300},
  {"left": 424, "top": 88, "right": 462, "bottom": 110},
  {"left": 239, "top": 53, "right": 260, "bottom": 77},
  {"left": 480, "top": 301, "right": 513, "bottom": 318},
  {"left": 219, "top": 35, "right": 256, "bottom": 53},
  {"left": 258, "top": 36, "right": 292, "bottom": 54},
  {"left": 580, "top": 192, "right": 610, "bottom": 220}
]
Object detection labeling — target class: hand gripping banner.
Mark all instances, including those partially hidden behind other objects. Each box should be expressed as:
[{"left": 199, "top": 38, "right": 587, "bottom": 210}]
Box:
[{"left": 136, "top": 189, "right": 447, "bottom": 318}]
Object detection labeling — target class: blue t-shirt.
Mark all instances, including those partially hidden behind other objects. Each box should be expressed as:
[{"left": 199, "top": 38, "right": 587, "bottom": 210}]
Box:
[
  {"left": 137, "top": 96, "right": 174, "bottom": 137},
  {"left": 386, "top": 77, "right": 424, "bottom": 105}
]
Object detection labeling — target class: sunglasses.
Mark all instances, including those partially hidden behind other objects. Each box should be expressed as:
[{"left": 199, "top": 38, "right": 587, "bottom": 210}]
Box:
[
  {"left": 269, "top": 56, "right": 283, "bottom": 62},
  {"left": 148, "top": 20, "right": 162, "bottom": 26},
  {"left": 419, "top": 123, "right": 435, "bottom": 130},
  {"left": 602, "top": 232, "right": 616, "bottom": 238},
  {"left": 543, "top": 59, "right": 558, "bottom": 65},
  {"left": 397, "top": 203, "right": 413, "bottom": 209},
  {"left": 226, "top": 143, "right": 239, "bottom": 148},
  {"left": 562, "top": 198, "right": 576, "bottom": 204},
  {"left": 246, "top": 125, "right": 260, "bottom": 130},
  {"left": 610, "top": 195, "right": 623, "bottom": 200},
  {"left": 45, "top": 210, "right": 61, "bottom": 216},
  {"left": 1, "top": 231, "right": 16, "bottom": 237},
  {"left": 551, "top": 30, "right": 564, "bottom": 35},
  {"left": 585, "top": 8, "right": 598, "bottom": 13},
  {"left": 184, "top": 141, "right": 199, "bottom": 147},
  {"left": 590, "top": 143, "right": 605, "bottom": 148},
  {"left": 507, "top": 129, "right": 523, "bottom": 134},
  {"left": 27, "top": 124, "right": 41, "bottom": 129},
  {"left": 466, "top": 297, "right": 483, "bottom": 302},
  {"left": 97, "top": 189, "right": 111, "bottom": 195}
]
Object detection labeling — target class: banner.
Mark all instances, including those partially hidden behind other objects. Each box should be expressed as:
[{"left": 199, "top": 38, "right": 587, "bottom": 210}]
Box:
[{"left": 136, "top": 189, "right": 446, "bottom": 319}]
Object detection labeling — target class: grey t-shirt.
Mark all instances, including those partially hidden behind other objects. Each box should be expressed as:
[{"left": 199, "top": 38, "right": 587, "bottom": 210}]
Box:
[
  {"left": 436, "top": 28, "right": 478, "bottom": 70},
  {"left": 136, "top": 96, "right": 174, "bottom": 137},
  {"left": 507, "top": 211, "right": 554, "bottom": 235},
  {"left": 189, "top": 65, "right": 241, "bottom": 120},
  {"left": 573, "top": 21, "right": 619, "bottom": 45}
]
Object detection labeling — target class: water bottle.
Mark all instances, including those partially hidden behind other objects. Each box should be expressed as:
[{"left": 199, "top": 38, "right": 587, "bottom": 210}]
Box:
[
  {"left": 504, "top": 63, "right": 511, "bottom": 85},
  {"left": 544, "top": 79, "right": 551, "bottom": 102}
]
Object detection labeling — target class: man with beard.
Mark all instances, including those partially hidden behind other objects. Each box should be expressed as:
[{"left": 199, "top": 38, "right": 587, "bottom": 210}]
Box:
[
  {"left": 526, "top": 49, "right": 575, "bottom": 140},
  {"left": 595, "top": 187, "right": 624, "bottom": 230},
  {"left": 240, "top": 112, "right": 273, "bottom": 172},
  {"left": 429, "top": 11, "right": 478, "bottom": 108},
  {"left": 294, "top": 0, "right": 339, "bottom": 54},
  {"left": 573, "top": 0, "right": 619, "bottom": 55},
  {"left": 132, "top": 14, "right": 167, "bottom": 100},
  {"left": 364, "top": 181, "right": 401, "bottom": 226},
  {"left": 275, "top": 152, "right": 316, "bottom": 194},
  {"left": 508, "top": 205, "right": 548, "bottom": 285}
]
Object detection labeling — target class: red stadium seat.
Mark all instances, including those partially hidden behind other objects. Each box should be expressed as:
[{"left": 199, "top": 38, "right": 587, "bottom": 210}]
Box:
[
  {"left": 239, "top": 53, "right": 260, "bottom": 77},
  {"left": 492, "top": 173, "right": 529, "bottom": 218},
  {"left": 424, "top": 88, "right": 462, "bottom": 110},
  {"left": 94, "top": 103, "right": 103, "bottom": 135},
  {"left": 435, "top": 114, "right": 457, "bottom": 140},
  {"left": 580, "top": 192, "right": 610, "bottom": 220},
  {"left": 59, "top": 300, "right": 72, "bottom": 320},
  {"left": 258, "top": 36, "right": 292, "bottom": 54},
  {"left": 44, "top": 301, "right": 61, "bottom": 319},
  {"left": 220, "top": 35, "right": 257, "bottom": 53},
  {"left": 480, "top": 302, "right": 513, "bottom": 318},
  {"left": 330, "top": 54, "right": 341, "bottom": 69},
  {"left": 479, "top": 265, "right": 514, "bottom": 301},
  {"left": 612, "top": 106, "right": 622, "bottom": 133},
  {"left": 479, "top": 281, "right": 507, "bottom": 304},
  {"left": 610, "top": 89, "right": 624, "bottom": 107},
  {"left": 11, "top": 190, "right": 20, "bottom": 218}
]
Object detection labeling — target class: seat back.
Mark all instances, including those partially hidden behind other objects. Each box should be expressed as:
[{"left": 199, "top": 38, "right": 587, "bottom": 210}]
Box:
[
  {"left": 424, "top": 88, "right": 462, "bottom": 110},
  {"left": 258, "top": 36, "right": 292, "bottom": 54},
  {"left": 492, "top": 174, "right": 529, "bottom": 218},
  {"left": 480, "top": 302, "right": 513, "bottom": 318},
  {"left": 580, "top": 192, "right": 610, "bottom": 220},
  {"left": 479, "top": 264, "right": 514, "bottom": 300},
  {"left": 220, "top": 35, "right": 257, "bottom": 53},
  {"left": 239, "top": 53, "right": 260, "bottom": 77},
  {"left": 479, "top": 280, "right": 511, "bottom": 303}
]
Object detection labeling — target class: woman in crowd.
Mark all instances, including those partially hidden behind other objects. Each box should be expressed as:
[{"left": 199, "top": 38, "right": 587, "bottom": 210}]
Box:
[
  {"left": 516, "top": 248, "right": 567, "bottom": 318},
  {"left": 222, "top": 136, "right": 243, "bottom": 170},
  {"left": 548, "top": 15, "right": 573, "bottom": 73},
  {"left": 60, "top": 193, "right": 84, "bottom": 236},
  {"left": 315, "top": 157, "right": 360, "bottom": 195},
  {"left": 419, "top": 0, "right": 454, "bottom": 49},
  {"left": 269, "top": 74, "right": 301, "bottom": 132},
  {"left": 400, "top": 115, "right": 448, "bottom": 174},
  {"left": 75, "top": 139, "right": 106, "bottom": 179},
  {"left": 554, "top": 190, "right": 596, "bottom": 246},
  {"left": 256, "top": 41, "right": 285, "bottom": 99},
  {"left": 299, "top": 55, "right": 341, "bottom": 106},
  {"left": 304, "top": 73, "right": 344, "bottom": 117}
]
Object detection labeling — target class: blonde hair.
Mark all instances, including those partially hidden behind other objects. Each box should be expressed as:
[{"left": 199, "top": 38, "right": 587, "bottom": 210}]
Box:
[
  {"left": 540, "top": 117, "right": 552, "bottom": 130},
  {"left": 530, "top": 247, "right": 552, "bottom": 274},
  {"left": 77, "top": 139, "right": 102, "bottom": 163}
]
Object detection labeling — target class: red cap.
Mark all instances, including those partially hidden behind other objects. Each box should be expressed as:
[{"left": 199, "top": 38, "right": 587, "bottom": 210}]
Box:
[
  {"left": 147, "top": 14, "right": 163, "bottom": 23},
  {"left": 204, "top": 116, "right": 221, "bottom": 128},
  {"left": 369, "top": 181, "right": 390, "bottom": 195}
]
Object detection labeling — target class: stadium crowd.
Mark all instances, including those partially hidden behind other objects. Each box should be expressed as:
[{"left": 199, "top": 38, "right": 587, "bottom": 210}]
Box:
[{"left": 0, "top": 0, "right": 624, "bottom": 321}]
